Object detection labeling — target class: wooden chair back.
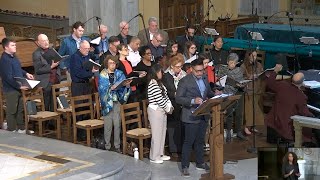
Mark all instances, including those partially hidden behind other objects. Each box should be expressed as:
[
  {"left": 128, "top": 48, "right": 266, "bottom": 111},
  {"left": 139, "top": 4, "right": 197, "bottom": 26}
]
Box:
[
  {"left": 52, "top": 82, "right": 72, "bottom": 111},
  {"left": 120, "top": 102, "right": 142, "bottom": 131},
  {"left": 70, "top": 94, "right": 94, "bottom": 122},
  {"left": 94, "top": 92, "right": 101, "bottom": 119},
  {"left": 141, "top": 99, "right": 149, "bottom": 128},
  {"left": 21, "top": 88, "right": 45, "bottom": 119}
]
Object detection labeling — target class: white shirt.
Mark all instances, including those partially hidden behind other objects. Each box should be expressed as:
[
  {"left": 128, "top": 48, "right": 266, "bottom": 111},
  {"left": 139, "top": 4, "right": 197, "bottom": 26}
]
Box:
[
  {"left": 149, "top": 31, "right": 154, "bottom": 42},
  {"left": 127, "top": 46, "right": 141, "bottom": 67}
]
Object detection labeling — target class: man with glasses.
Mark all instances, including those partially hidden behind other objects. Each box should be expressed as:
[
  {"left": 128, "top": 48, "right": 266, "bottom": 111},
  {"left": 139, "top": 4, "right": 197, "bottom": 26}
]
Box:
[
  {"left": 148, "top": 32, "right": 164, "bottom": 63},
  {"left": 176, "top": 59, "right": 218, "bottom": 177},
  {"left": 137, "top": 17, "right": 168, "bottom": 46},
  {"left": 177, "top": 25, "right": 202, "bottom": 53},
  {"left": 99, "top": 36, "right": 120, "bottom": 71},
  {"left": 117, "top": 21, "right": 132, "bottom": 45}
]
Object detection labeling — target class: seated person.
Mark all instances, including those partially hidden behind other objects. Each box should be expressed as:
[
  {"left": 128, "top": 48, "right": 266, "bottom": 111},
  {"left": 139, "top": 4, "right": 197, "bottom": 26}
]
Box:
[
  {"left": 218, "top": 53, "right": 247, "bottom": 142},
  {"left": 265, "top": 64, "right": 315, "bottom": 144}
]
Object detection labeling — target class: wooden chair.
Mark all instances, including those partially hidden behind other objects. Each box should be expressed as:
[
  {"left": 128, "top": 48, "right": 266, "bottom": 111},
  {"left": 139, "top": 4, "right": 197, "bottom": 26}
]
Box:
[
  {"left": 52, "top": 82, "right": 72, "bottom": 140},
  {"left": 121, "top": 102, "right": 151, "bottom": 160},
  {"left": 70, "top": 93, "right": 104, "bottom": 146},
  {"left": 22, "top": 88, "right": 61, "bottom": 139},
  {"left": 141, "top": 99, "right": 150, "bottom": 128}
]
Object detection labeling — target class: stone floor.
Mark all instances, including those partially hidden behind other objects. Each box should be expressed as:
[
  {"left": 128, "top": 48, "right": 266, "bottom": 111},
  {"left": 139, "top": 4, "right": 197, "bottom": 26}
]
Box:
[{"left": 0, "top": 129, "right": 258, "bottom": 180}]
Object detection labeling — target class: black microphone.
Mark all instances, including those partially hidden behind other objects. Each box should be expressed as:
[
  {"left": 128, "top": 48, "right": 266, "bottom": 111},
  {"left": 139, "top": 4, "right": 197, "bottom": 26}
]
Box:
[
  {"left": 95, "top": 16, "right": 102, "bottom": 20},
  {"left": 183, "top": 15, "right": 189, "bottom": 22}
]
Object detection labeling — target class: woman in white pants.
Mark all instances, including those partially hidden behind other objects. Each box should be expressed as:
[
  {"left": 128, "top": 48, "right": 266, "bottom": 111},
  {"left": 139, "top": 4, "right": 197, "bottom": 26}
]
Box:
[{"left": 147, "top": 64, "right": 173, "bottom": 164}]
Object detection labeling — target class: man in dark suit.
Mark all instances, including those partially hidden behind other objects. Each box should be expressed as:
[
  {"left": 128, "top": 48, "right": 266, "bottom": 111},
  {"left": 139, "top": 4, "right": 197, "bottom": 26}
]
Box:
[
  {"left": 137, "top": 16, "right": 168, "bottom": 46},
  {"left": 33, "top": 34, "right": 60, "bottom": 111},
  {"left": 176, "top": 24, "right": 202, "bottom": 53},
  {"left": 117, "top": 21, "right": 133, "bottom": 45},
  {"left": 176, "top": 59, "right": 217, "bottom": 177}
]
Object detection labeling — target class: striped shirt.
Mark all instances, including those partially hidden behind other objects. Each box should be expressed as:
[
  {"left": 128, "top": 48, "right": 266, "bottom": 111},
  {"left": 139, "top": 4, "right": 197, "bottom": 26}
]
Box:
[{"left": 147, "top": 79, "right": 171, "bottom": 111}]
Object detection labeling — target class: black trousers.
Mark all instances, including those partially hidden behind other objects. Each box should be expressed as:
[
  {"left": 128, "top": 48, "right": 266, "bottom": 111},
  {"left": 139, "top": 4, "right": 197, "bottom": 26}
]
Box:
[
  {"left": 226, "top": 92, "right": 244, "bottom": 133},
  {"left": 167, "top": 105, "right": 183, "bottom": 153},
  {"left": 43, "top": 82, "right": 53, "bottom": 112}
]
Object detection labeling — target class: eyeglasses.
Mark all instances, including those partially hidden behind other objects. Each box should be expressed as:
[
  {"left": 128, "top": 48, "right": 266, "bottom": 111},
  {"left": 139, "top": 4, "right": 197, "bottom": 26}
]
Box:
[
  {"left": 190, "top": 46, "right": 197, "bottom": 50},
  {"left": 192, "top": 67, "right": 204, "bottom": 73},
  {"left": 145, "top": 52, "right": 152, "bottom": 55},
  {"left": 108, "top": 61, "right": 116, "bottom": 65},
  {"left": 154, "top": 37, "right": 163, "bottom": 43},
  {"left": 173, "top": 65, "right": 182, "bottom": 69}
]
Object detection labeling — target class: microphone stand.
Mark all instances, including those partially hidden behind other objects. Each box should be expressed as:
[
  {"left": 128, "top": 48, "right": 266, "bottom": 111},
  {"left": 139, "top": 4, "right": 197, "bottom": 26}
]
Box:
[
  {"left": 119, "top": 13, "right": 141, "bottom": 42},
  {"left": 140, "top": 14, "right": 150, "bottom": 44},
  {"left": 287, "top": 12, "right": 300, "bottom": 73}
]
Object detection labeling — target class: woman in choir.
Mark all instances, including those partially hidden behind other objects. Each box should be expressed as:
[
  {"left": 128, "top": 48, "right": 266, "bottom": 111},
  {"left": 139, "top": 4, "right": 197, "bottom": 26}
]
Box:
[
  {"left": 198, "top": 53, "right": 217, "bottom": 87},
  {"left": 210, "top": 36, "right": 229, "bottom": 65},
  {"left": 183, "top": 41, "right": 197, "bottom": 62},
  {"left": 147, "top": 64, "right": 173, "bottom": 164},
  {"left": 240, "top": 50, "right": 265, "bottom": 135},
  {"left": 117, "top": 43, "right": 146, "bottom": 103},
  {"left": 162, "top": 54, "right": 186, "bottom": 157},
  {"left": 98, "top": 55, "right": 131, "bottom": 153},
  {"left": 282, "top": 152, "right": 300, "bottom": 180},
  {"left": 134, "top": 45, "right": 155, "bottom": 100},
  {"left": 166, "top": 40, "right": 179, "bottom": 57}
]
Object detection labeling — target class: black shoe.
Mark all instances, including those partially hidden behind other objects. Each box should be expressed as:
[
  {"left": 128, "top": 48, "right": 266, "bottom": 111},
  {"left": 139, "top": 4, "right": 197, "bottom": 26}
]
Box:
[
  {"left": 237, "top": 131, "right": 248, "bottom": 141},
  {"left": 226, "top": 130, "right": 232, "bottom": 143},
  {"left": 181, "top": 168, "right": 190, "bottom": 177},
  {"left": 196, "top": 163, "right": 210, "bottom": 171}
]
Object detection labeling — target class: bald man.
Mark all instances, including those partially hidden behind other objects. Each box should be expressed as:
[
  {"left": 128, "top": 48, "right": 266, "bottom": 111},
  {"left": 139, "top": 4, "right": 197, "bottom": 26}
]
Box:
[
  {"left": 117, "top": 21, "right": 133, "bottom": 45},
  {"left": 33, "top": 34, "right": 60, "bottom": 111},
  {"left": 69, "top": 40, "right": 99, "bottom": 97},
  {"left": 265, "top": 64, "right": 314, "bottom": 144}
]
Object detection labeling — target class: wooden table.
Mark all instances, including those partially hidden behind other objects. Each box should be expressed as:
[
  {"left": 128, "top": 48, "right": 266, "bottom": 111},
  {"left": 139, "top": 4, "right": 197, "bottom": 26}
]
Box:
[{"left": 291, "top": 115, "right": 320, "bottom": 147}]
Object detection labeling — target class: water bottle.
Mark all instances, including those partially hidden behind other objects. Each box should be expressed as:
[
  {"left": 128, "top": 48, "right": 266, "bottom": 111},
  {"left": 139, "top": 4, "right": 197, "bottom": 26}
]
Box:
[{"left": 134, "top": 148, "right": 139, "bottom": 159}]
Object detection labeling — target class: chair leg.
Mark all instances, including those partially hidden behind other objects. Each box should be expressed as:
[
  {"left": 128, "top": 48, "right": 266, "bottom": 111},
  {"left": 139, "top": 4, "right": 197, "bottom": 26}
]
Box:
[
  {"left": 86, "top": 129, "right": 90, "bottom": 147},
  {"left": 122, "top": 137, "right": 127, "bottom": 155},
  {"left": 56, "top": 117, "right": 61, "bottom": 139},
  {"left": 73, "top": 126, "right": 77, "bottom": 144},
  {"left": 139, "top": 138, "right": 143, "bottom": 160},
  {"left": 39, "top": 121, "right": 43, "bottom": 137},
  {"left": 67, "top": 113, "right": 71, "bottom": 141}
]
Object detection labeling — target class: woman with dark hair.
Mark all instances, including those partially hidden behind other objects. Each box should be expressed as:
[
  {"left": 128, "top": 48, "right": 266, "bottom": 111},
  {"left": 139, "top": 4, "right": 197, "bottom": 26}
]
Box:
[
  {"left": 209, "top": 36, "right": 229, "bottom": 65},
  {"left": 198, "top": 53, "right": 217, "bottom": 85},
  {"left": 162, "top": 54, "right": 186, "bottom": 156},
  {"left": 98, "top": 55, "right": 131, "bottom": 153},
  {"left": 240, "top": 50, "right": 265, "bottom": 135},
  {"left": 147, "top": 64, "right": 173, "bottom": 164},
  {"left": 282, "top": 152, "right": 300, "bottom": 180},
  {"left": 135, "top": 45, "right": 155, "bottom": 100},
  {"left": 166, "top": 40, "right": 179, "bottom": 57},
  {"left": 117, "top": 43, "right": 146, "bottom": 103},
  {"left": 183, "top": 41, "right": 197, "bottom": 62}
]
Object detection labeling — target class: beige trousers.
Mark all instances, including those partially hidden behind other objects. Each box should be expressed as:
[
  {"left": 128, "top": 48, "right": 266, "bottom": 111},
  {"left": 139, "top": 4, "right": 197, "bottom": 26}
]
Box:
[{"left": 148, "top": 106, "right": 167, "bottom": 161}]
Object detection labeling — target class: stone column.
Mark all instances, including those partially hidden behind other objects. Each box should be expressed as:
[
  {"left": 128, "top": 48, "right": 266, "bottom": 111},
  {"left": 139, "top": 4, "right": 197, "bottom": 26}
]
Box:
[{"left": 68, "top": 0, "right": 139, "bottom": 36}]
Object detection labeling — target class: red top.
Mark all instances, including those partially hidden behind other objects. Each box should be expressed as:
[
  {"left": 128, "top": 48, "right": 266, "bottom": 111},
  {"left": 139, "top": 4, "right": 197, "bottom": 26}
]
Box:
[
  {"left": 206, "top": 66, "right": 217, "bottom": 83},
  {"left": 121, "top": 59, "right": 136, "bottom": 91}
]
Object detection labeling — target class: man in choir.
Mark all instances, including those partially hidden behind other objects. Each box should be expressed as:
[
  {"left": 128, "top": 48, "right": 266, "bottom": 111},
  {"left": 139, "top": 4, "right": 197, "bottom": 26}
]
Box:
[
  {"left": 58, "top": 21, "right": 89, "bottom": 70},
  {"left": 0, "top": 38, "right": 34, "bottom": 133},
  {"left": 117, "top": 21, "right": 132, "bottom": 45},
  {"left": 96, "top": 24, "right": 109, "bottom": 57},
  {"left": 137, "top": 16, "right": 168, "bottom": 46},
  {"left": 99, "top": 36, "right": 120, "bottom": 71},
  {"left": 176, "top": 25, "right": 201, "bottom": 53},
  {"left": 176, "top": 59, "right": 216, "bottom": 177},
  {"left": 70, "top": 40, "right": 98, "bottom": 97},
  {"left": 266, "top": 64, "right": 315, "bottom": 144},
  {"left": 33, "top": 34, "right": 60, "bottom": 112},
  {"left": 148, "top": 32, "right": 164, "bottom": 62},
  {"left": 127, "top": 36, "right": 141, "bottom": 67}
]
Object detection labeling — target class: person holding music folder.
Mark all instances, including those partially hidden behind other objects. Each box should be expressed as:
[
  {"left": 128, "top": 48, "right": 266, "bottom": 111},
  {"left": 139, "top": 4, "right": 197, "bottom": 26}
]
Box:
[
  {"left": 117, "top": 21, "right": 133, "bottom": 45},
  {"left": 98, "top": 55, "right": 131, "bottom": 153},
  {"left": 33, "top": 34, "right": 60, "bottom": 112},
  {"left": 148, "top": 32, "right": 165, "bottom": 62},
  {"left": 117, "top": 43, "right": 146, "bottom": 103},
  {"left": 126, "top": 36, "right": 141, "bottom": 67},
  {"left": 218, "top": 53, "right": 247, "bottom": 142},
  {"left": 134, "top": 45, "right": 155, "bottom": 101},
  {"left": 183, "top": 41, "right": 197, "bottom": 63},
  {"left": 240, "top": 50, "right": 264, "bottom": 135},
  {"left": 282, "top": 152, "right": 300, "bottom": 180},
  {"left": 0, "top": 38, "right": 34, "bottom": 133},
  {"left": 176, "top": 59, "right": 217, "bottom": 177}
]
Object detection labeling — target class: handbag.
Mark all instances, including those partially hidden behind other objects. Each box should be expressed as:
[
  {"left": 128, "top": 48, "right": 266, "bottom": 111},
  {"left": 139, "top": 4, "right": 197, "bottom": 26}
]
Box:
[{"left": 26, "top": 100, "right": 37, "bottom": 115}]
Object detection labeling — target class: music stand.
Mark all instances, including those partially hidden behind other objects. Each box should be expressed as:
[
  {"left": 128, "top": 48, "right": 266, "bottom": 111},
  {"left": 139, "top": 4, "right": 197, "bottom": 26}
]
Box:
[
  {"left": 250, "top": 31, "right": 264, "bottom": 50},
  {"left": 300, "top": 36, "right": 319, "bottom": 57},
  {"left": 194, "top": 95, "right": 241, "bottom": 180},
  {"left": 205, "top": 28, "right": 220, "bottom": 36}
]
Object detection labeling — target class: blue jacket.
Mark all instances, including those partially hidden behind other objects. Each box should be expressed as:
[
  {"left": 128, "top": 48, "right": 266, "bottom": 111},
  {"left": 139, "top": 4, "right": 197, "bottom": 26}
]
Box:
[
  {"left": 98, "top": 69, "right": 131, "bottom": 116},
  {"left": 58, "top": 35, "right": 90, "bottom": 69},
  {"left": 69, "top": 50, "right": 94, "bottom": 83}
]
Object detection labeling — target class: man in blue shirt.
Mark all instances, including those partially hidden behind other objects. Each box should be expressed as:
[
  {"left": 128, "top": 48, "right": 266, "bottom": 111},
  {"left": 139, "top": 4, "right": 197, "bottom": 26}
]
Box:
[{"left": 0, "top": 38, "right": 34, "bottom": 132}]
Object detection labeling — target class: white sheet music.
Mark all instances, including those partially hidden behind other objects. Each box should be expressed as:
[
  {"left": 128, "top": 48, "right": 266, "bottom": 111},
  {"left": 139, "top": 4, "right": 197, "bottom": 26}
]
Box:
[
  {"left": 307, "top": 104, "right": 320, "bottom": 113},
  {"left": 215, "top": 75, "right": 227, "bottom": 87},
  {"left": 303, "top": 80, "right": 320, "bottom": 89}
]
